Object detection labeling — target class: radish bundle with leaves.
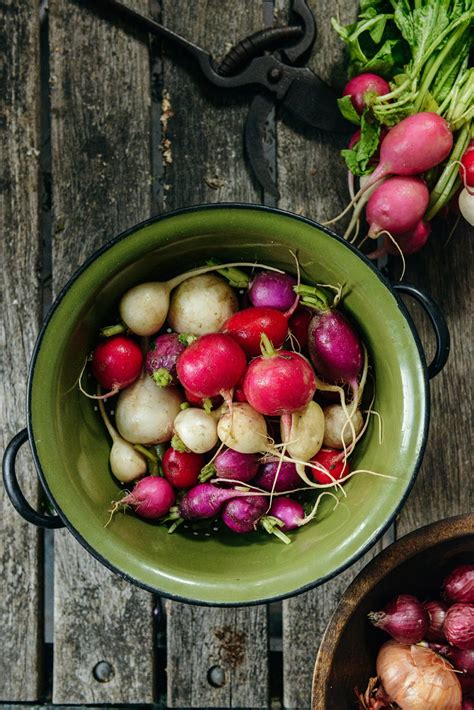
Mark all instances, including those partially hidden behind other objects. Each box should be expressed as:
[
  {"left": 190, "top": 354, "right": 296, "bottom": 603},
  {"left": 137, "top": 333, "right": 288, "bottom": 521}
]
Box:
[
  {"left": 330, "top": 0, "right": 473, "bottom": 258},
  {"left": 80, "top": 259, "right": 389, "bottom": 543}
]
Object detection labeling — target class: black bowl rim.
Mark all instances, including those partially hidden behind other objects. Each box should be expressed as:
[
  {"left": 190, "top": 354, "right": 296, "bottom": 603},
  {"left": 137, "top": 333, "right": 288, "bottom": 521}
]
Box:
[{"left": 26, "top": 202, "right": 430, "bottom": 607}]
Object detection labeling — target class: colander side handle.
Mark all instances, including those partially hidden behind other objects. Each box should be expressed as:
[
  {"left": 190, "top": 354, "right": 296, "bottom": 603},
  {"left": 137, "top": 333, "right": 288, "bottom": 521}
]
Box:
[
  {"left": 2, "top": 428, "right": 64, "bottom": 529},
  {"left": 393, "top": 283, "right": 450, "bottom": 380}
]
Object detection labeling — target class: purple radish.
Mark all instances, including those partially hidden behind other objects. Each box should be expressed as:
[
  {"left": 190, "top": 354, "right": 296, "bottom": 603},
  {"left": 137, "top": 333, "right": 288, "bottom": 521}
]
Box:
[
  {"left": 179, "top": 483, "right": 256, "bottom": 521},
  {"left": 221, "top": 495, "right": 268, "bottom": 533},
  {"left": 248, "top": 271, "right": 297, "bottom": 312},
  {"left": 253, "top": 461, "right": 301, "bottom": 492},
  {"left": 267, "top": 498, "right": 305, "bottom": 531},
  {"left": 199, "top": 448, "right": 260, "bottom": 483},
  {"left": 146, "top": 333, "right": 187, "bottom": 386},
  {"left": 366, "top": 176, "right": 429, "bottom": 238},
  {"left": 119, "top": 476, "right": 175, "bottom": 519}
]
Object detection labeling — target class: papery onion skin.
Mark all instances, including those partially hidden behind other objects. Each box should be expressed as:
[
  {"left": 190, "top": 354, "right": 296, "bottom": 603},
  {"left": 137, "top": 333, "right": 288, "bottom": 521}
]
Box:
[
  {"left": 368, "top": 594, "right": 429, "bottom": 644},
  {"left": 444, "top": 603, "right": 474, "bottom": 650},
  {"left": 424, "top": 599, "right": 448, "bottom": 642},
  {"left": 377, "top": 640, "right": 462, "bottom": 710},
  {"left": 443, "top": 565, "right": 474, "bottom": 604}
]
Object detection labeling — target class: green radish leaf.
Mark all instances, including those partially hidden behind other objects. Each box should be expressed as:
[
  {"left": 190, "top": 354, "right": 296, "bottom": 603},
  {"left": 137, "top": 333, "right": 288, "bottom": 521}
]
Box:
[
  {"left": 337, "top": 95, "right": 361, "bottom": 125},
  {"left": 341, "top": 112, "right": 381, "bottom": 176}
]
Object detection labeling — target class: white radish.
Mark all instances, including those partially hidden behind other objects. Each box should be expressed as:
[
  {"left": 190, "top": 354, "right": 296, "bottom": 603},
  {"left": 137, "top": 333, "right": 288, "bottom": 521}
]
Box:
[
  {"left": 115, "top": 373, "right": 183, "bottom": 444},
  {"left": 217, "top": 403, "right": 268, "bottom": 454},
  {"left": 168, "top": 273, "right": 238, "bottom": 335},
  {"left": 173, "top": 408, "right": 218, "bottom": 454},
  {"left": 458, "top": 186, "right": 474, "bottom": 226},
  {"left": 323, "top": 404, "right": 364, "bottom": 449},
  {"left": 97, "top": 398, "right": 147, "bottom": 482},
  {"left": 119, "top": 262, "right": 284, "bottom": 336},
  {"left": 281, "top": 401, "right": 325, "bottom": 461}
]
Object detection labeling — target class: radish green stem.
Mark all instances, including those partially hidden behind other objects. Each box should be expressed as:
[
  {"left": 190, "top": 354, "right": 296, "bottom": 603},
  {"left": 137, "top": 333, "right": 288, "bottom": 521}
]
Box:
[
  {"left": 260, "top": 517, "right": 291, "bottom": 544},
  {"left": 166, "top": 261, "right": 284, "bottom": 291},
  {"left": 259, "top": 332, "right": 278, "bottom": 358},
  {"left": 294, "top": 284, "right": 329, "bottom": 310},
  {"left": 133, "top": 444, "right": 158, "bottom": 463},
  {"left": 100, "top": 323, "right": 126, "bottom": 337}
]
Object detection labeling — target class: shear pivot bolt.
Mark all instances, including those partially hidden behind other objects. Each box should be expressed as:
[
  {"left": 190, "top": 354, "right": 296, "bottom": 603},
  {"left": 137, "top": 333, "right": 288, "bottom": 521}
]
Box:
[{"left": 267, "top": 67, "right": 283, "bottom": 83}]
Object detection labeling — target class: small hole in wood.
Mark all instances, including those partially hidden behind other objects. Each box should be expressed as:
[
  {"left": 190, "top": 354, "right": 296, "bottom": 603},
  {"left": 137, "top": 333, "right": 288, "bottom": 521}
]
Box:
[
  {"left": 207, "top": 664, "right": 226, "bottom": 688},
  {"left": 93, "top": 660, "right": 115, "bottom": 683}
]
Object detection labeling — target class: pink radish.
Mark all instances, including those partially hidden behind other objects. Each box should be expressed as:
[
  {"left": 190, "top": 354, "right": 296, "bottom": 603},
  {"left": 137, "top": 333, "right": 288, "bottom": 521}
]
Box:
[
  {"left": 366, "top": 176, "right": 430, "bottom": 237},
  {"left": 91, "top": 335, "right": 143, "bottom": 397},
  {"left": 176, "top": 333, "right": 246, "bottom": 400},
  {"left": 221, "top": 495, "right": 268, "bottom": 533},
  {"left": 384, "top": 220, "right": 431, "bottom": 256},
  {"left": 343, "top": 73, "right": 390, "bottom": 115},
  {"left": 118, "top": 476, "right": 175, "bottom": 519},
  {"left": 242, "top": 335, "right": 316, "bottom": 417}
]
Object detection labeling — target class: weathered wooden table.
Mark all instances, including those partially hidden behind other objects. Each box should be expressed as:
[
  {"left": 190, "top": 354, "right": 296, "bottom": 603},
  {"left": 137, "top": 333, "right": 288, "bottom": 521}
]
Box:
[{"left": 1, "top": 0, "right": 471, "bottom": 707}]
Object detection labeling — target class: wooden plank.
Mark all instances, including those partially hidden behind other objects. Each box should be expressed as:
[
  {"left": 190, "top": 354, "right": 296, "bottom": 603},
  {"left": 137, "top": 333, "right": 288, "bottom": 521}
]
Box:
[
  {"left": 395, "top": 221, "right": 473, "bottom": 535},
  {"left": 48, "top": 0, "right": 155, "bottom": 703},
  {"left": 0, "top": 0, "right": 43, "bottom": 700},
  {"left": 161, "top": 2, "right": 269, "bottom": 707},
  {"left": 274, "top": 2, "right": 379, "bottom": 707}
]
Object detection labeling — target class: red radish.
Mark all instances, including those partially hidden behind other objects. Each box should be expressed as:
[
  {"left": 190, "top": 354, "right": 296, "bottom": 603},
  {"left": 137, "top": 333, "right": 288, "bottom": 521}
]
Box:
[
  {"left": 120, "top": 476, "right": 175, "bottom": 519},
  {"left": 253, "top": 461, "right": 302, "bottom": 493},
  {"left": 366, "top": 176, "right": 429, "bottom": 237},
  {"left": 289, "top": 308, "right": 312, "bottom": 350},
  {"left": 179, "top": 483, "right": 258, "bottom": 521},
  {"left": 233, "top": 373, "right": 247, "bottom": 403},
  {"left": 221, "top": 495, "right": 267, "bottom": 533},
  {"left": 242, "top": 335, "right": 316, "bottom": 416},
  {"left": 460, "top": 140, "right": 474, "bottom": 187},
  {"left": 119, "top": 261, "right": 283, "bottom": 336},
  {"left": 383, "top": 219, "right": 431, "bottom": 256},
  {"left": 267, "top": 497, "right": 304, "bottom": 531},
  {"left": 162, "top": 447, "right": 204, "bottom": 489},
  {"left": 367, "top": 112, "right": 453, "bottom": 186},
  {"left": 176, "top": 333, "right": 246, "bottom": 400},
  {"left": 310, "top": 448, "right": 349, "bottom": 485},
  {"left": 342, "top": 73, "right": 390, "bottom": 115},
  {"left": 444, "top": 604, "right": 474, "bottom": 650},
  {"left": 248, "top": 271, "right": 297, "bottom": 311},
  {"left": 146, "top": 333, "right": 187, "bottom": 386},
  {"left": 184, "top": 389, "right": 222, "bottom": 410},
  {"left": 91, "top": 335, "right": 143, "bottom": 396},
  {"left": 222, "top": 307, "right": 288, "bottom": 357}
]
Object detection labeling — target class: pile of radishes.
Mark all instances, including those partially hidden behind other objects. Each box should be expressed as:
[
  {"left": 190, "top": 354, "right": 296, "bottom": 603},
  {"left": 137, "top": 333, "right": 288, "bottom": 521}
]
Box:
[
  {"left": 358, "top": 564, "right": 474, "bottom": 709},
  {"left": 81, "top": 259, "right": 381, "bottom": 543}
]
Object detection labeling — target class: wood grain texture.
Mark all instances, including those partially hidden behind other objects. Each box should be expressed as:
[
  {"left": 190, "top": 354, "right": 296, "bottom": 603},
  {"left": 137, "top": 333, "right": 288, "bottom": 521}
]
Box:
[
  {"left": 274, "top": 2, "right": 382, "bottom": 707},
  {"left": 395, "top": 220, "right": 473, "bottom": 535},
  {"left": 49, "top": 0, "right": 155, "bottom": 702},
  {"left": 0, "top": 0, "right": 43, "bottom": 700},
  {"left": 161, "top": 2, "right": 268, "bottom": 707}
]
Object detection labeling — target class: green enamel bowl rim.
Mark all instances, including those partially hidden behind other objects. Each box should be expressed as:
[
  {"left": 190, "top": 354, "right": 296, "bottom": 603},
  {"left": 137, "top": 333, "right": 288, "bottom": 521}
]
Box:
[{"left": 26, "top": 203, "right": 430, "bottom": 606}]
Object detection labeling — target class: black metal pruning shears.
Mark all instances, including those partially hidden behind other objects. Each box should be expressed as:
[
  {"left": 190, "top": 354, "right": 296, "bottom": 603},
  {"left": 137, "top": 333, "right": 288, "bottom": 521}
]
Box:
[{"left": 81, "top": 0, "right": 350, "bottom": 197}]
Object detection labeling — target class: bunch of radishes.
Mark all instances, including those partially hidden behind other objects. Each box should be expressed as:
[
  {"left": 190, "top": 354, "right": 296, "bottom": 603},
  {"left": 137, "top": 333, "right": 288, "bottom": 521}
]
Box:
[
  {"left": 83, "top": 259, "right": 377, "bottom": 542},
  {"left": 331, "top": 96, "right": 473, "bottom": 257},
  {"left": 359, "top": 564, "right": 474, "bottom": 709}
]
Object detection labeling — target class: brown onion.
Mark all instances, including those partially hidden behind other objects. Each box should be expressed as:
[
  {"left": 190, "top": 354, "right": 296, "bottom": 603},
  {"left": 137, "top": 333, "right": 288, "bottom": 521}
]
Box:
[
  {"left": 424, "top": 599, "right": 448, "bottom": 642},
  {"left": 368, "top": 594, "right": 429, "bottom": 644},
  {"left": 377, "top": 640, "right": 462, "bottom": 709},
  {"left": 444, "top": 603, "right": 474, "bottom": 650},
  {"left": 443, "top": 565, "right": 474, "bottom": 604}
]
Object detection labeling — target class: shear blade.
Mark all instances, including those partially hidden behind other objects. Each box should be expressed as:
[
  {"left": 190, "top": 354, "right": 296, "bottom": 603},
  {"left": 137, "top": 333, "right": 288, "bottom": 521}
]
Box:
[
  {"left": 282, "top": 71, "right": 350, "bottom": 133},
  {"left": 244, "top": 93, "right": 280, "bottom": 198}
]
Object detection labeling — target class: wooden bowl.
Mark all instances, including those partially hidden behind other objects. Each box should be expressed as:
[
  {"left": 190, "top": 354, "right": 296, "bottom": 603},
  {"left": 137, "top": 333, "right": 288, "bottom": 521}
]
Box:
[{"left": 312, "top": 513, "right": 474, "bottom": 709}]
